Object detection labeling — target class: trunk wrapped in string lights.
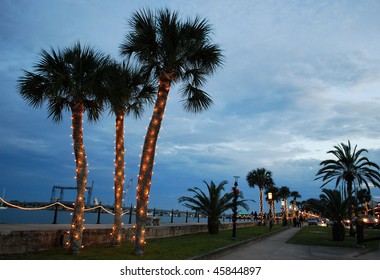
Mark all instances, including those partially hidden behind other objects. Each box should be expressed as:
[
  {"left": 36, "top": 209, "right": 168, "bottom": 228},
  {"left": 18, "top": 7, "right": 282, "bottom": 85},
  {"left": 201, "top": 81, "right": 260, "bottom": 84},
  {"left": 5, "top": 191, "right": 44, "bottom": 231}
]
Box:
[
  {"left": 17, "top": 42, "right": 110, "bottom": 255},
  {"left": 120, "top": 9, "right": 224, "bottom": 255},
  {"left": 284, "top": 198, "right": 289, "bottom": 219},
  {"left": 259, "top": 188, "right": 264, "bottom": 217},
  {"left": 111, "top": 113, "right": 125, "bottom": 246},
  {"left": 68, "top": 104, "right": 88, "bottom": 255},
  {"left": 134, "top": 75, "right": 170, "bottom": 256}
]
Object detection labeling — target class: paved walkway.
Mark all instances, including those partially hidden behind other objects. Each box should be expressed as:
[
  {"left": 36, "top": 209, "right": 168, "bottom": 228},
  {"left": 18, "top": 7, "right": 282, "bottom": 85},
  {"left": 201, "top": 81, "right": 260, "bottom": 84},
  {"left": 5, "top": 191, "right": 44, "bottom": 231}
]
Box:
[{"left": 213, "top": 226, "right": 380, "bottom": 260}]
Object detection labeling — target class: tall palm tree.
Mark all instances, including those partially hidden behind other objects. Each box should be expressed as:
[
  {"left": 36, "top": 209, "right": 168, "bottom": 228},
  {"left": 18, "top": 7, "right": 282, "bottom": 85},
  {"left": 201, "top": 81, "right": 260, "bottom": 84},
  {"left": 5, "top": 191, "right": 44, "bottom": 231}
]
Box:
[
  {"left": 246, "top": 168, "right": 274, "bottom": 217},
  {"left": 178, "top": 180, "right": 249, "bottom": 234},
  {"left": 18, "top": 42, "right": 110, "bottom": 254},
  {"left": 315, "top": 140, "right": 380, "bottom": 235},
  {"left": 290, "top": 191, "right": 301, "bottom": 218},
  {"left": 104, "top": 60, "right": 155, "bottom": 246},
  {"left": 320, "top": 189, "right": 349, "bottom": 241},
  {"left": 120, "top": 8, "right": 223, "bottom": 255},
  {"left": 278, "top": 186, "right": 291, "bottom": 219}
]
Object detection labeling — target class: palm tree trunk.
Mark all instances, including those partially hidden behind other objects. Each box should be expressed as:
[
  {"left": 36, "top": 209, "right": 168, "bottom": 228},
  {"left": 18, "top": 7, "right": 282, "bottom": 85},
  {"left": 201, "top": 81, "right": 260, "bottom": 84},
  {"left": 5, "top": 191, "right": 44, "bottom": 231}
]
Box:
[
  {"left": 112, "top": 113, "right": 125, "bottom": 246},
  {"left": 347, "top": 180, "right": 355, "bottom": 236},
  {"left": 285, "top": 198, "right": 288, "bottom": 219},
  {"left": 259, "top": 187, "right": 264, "bottom": 216},
  {"left": 332, "top": 223, "right": 345, "bottom": 241},
  {"left": 208, "top": 216, "right": 221, "bottom": 234},
  {"left": 69, "top": 104, "right": 87, "bottom": 255},
  {"left": 134, "top": 76, "right": 170, "bottom": 256}
]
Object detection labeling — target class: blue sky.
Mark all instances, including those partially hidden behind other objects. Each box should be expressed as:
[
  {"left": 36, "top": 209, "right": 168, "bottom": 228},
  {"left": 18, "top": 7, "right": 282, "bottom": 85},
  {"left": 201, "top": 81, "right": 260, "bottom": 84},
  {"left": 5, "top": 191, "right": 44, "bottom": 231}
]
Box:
[{"left": 1, "top": 0, "right": 380, "bottom": 213}]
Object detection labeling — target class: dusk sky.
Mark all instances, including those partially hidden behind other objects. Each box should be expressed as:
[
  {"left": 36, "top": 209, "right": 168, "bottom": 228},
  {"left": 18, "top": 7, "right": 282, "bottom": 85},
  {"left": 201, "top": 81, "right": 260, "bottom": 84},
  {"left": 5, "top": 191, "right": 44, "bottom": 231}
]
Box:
[{"left": 1, "top": 0, "right": 380, "bottom": 213}]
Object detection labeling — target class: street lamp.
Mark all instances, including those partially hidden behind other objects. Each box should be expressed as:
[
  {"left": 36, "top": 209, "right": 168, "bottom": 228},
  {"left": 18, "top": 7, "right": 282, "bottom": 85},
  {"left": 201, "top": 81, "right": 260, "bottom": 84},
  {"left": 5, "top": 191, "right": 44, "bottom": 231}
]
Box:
[
  {"left": 232, "top": 176, "right": 240, "bottom": 240},
  {"left": 281, "top": 200, "right": 287, "bottom": 226},
  {"left": 268, "top": 192, "right": 273, "bottom": 217},
  {"left": 268, "top": 192, "right": 273, "bottom": 229}
]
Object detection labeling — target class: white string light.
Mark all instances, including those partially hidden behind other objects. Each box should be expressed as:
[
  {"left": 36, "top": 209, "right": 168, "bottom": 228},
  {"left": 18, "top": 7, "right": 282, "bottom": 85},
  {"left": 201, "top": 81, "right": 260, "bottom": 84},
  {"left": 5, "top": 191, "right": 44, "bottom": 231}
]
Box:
[{"left": 0, "top": 197, "right": 131, "bottom": 216}]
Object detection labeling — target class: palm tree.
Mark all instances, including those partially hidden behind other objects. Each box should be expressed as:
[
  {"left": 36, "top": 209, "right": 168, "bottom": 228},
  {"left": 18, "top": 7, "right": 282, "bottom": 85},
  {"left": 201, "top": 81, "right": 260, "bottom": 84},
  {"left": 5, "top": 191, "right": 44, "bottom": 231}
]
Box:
[
  {"left": 290, "top": 191, "right": 301, "bottom": 218},
  {"left": 178, "top": 180, "right": 249, "bottom": 234},
  {"left": 356, "top": 188, "right": 372, "bottom": 214},
  {"left": 315, "top": 140, "right": 380, "bottom": 235},
  {"left": 18, "top": 42, "right": 110, "bottom": 254},
  {"left": 320, "top": 189, "right": 349, "bottom": 241},
  {"left": 246, "top": 168, "right": 274, "bottom": 217},
  {"left": 298, "top": 200, "right": 308, "bottom": 213},
  {"left": 278, "top": 186, "right": 291, "bottom": 220},
  {"left": 303, "top": 198, "right": 324, "bottom": 216},
  {"left": 104, "top": 60, "right": 155, "bottom": 247},
  {"left": 120, "top": 8, "right": 223, "bottom": 255}
]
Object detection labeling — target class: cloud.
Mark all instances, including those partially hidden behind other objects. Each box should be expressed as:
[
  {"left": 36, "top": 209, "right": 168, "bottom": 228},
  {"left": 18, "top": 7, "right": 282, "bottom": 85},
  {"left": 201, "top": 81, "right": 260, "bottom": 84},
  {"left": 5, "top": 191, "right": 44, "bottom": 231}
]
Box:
[{"left": 2, "top": 0, "right": 380, "bottom": 211}]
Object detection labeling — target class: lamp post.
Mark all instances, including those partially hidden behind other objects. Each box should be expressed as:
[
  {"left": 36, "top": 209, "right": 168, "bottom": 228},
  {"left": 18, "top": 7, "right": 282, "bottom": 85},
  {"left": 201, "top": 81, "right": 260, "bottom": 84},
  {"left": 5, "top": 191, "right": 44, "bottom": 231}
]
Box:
[
  {"left": 268, "top": 192, "right": 273, "bottom": 214},
  {"left": 232, "top": 176, "right": 240, "bottom": 240},
  {"left": 268, "top": 192, "right": 273, "bottom": 229}
]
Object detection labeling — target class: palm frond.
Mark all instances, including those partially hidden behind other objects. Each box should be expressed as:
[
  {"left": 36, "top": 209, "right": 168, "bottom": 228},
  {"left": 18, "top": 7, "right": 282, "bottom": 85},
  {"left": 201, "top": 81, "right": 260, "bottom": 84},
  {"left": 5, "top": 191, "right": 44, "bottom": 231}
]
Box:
[
  {"left": 18, "top": 42, "right": 110, "bottom": 123},
  {"left": 104, "top": 59, "right": 156, "bottom": 119},
  {"left": 178, "top": 180, "right": 249, "bottom": 218},
  {"left": 120, "top": 7, "right": 223, "bottom": 115}
]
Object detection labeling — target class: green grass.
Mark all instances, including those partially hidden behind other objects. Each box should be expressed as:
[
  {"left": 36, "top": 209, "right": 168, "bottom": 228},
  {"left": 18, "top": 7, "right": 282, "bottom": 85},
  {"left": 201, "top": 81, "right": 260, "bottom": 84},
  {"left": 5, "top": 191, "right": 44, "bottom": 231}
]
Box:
[
  {"left": 0, "top": 224, "right": 284, "bottom": 260},
  {"left": 288, "top": 226, "right": 380, "bottom": 249}
]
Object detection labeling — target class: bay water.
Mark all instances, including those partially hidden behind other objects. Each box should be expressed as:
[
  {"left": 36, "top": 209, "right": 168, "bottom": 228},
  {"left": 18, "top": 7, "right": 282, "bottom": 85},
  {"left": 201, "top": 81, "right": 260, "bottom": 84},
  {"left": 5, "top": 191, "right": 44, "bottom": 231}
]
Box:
[{"left": 0, "top": 207, "right": 209, "bottom": 225}]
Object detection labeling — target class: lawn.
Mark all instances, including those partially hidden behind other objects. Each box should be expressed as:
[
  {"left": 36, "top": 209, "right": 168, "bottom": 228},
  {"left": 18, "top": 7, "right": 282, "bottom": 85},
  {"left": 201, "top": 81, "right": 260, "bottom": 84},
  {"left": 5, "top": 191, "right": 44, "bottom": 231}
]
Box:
[
  {"left": 288, "top": 225, "right": 380, "bottom": 249},
  {"left": 0, "top": 224, "right": 285, "bottom": 260}
]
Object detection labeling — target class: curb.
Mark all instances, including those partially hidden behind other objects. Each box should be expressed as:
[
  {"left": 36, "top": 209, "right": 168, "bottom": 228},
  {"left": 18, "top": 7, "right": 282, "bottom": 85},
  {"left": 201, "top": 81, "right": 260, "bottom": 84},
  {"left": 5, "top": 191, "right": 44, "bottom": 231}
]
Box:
[{"left": 348, "top": 246, "right": 379, "bottom": 259}]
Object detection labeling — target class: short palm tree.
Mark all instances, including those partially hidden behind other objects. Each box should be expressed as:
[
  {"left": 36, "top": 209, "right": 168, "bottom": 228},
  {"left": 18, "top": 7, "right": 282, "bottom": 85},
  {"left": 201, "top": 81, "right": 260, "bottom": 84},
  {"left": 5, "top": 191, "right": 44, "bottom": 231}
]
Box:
[
  {"left": 315, "top": 140, "right": 380, "bottom": 235},
  {"left": 246, "top": 168, "right": 274, "bottom": 217},
  {"left": 320, "top": 189, "right": 349, "bottom": 241},
  {"left": 18, "top": 42, "right": 110, "bottom": 254},
  {"left": 120, "top": 8, "right": 223, "bottom": 255},
  {"left": 104, "top": 60, "right": 155, "bottom": 246},
  {"left": 178, "top": 180, "right": 249, "bottom": 234}
]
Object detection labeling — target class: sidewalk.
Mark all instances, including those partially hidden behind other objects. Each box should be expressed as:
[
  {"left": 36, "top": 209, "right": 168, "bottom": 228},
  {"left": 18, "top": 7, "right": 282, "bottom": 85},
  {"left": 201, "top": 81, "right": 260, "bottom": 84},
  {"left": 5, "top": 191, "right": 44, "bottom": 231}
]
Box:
[{"left": 211, "top": 226, "right": 380, "bottom": 260}]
